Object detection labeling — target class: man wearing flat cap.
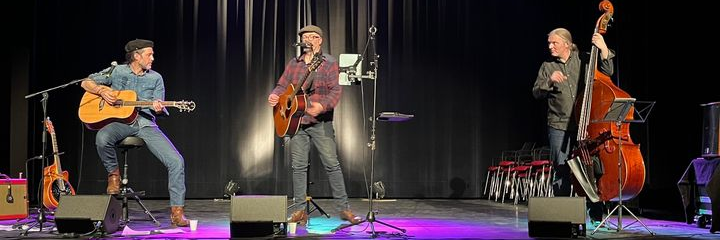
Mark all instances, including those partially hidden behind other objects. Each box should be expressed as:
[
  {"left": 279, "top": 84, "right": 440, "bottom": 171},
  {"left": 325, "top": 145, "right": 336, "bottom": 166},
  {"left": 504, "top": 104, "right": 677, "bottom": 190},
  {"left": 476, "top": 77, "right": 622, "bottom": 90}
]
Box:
[
  {"left": 268, "top": 25, "right": 362, "bottom": 225},
  {"left": 80, "top": 38, "right": 190, "bottom": 227}
]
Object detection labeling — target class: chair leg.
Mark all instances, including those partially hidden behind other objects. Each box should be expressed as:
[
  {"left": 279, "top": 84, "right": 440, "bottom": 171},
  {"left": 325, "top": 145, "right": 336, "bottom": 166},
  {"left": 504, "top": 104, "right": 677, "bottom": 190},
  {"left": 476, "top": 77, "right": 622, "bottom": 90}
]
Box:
[
  {"left": 494, "top": 170, "right": 503, "bottom": 202},
  {"left": 502, "top": 169, "right": 512, "bottom": 203},
  {"left": 487, "top": 171, "right": 496, "bottom": 200},
  {"left": 483, "top": 170, "right": 491, "bottom": 197}
]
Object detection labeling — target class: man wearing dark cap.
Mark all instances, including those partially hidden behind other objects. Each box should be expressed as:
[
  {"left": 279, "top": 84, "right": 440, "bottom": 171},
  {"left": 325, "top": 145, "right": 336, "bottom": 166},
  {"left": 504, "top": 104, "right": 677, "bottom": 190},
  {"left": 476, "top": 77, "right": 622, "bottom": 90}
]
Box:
[
  {"left": 80, "top": 39, "right": 190, "bottom": 227},
  {"left": 268, "top": 25, "right": 361, "bottom": 225}
]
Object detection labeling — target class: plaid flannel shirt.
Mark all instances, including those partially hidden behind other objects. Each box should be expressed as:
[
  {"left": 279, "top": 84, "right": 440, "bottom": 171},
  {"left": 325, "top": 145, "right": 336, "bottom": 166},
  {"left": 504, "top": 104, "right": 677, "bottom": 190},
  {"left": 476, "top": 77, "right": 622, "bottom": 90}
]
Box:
[{"left": 272, "top": 52, "right": 341, "bottom": 124}]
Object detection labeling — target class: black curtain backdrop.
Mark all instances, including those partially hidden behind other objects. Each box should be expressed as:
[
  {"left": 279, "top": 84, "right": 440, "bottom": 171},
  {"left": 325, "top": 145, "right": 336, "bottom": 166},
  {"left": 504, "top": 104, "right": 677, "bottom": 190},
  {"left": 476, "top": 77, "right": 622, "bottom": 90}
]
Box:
[{"left": 8, "top": 0, "right": 715, "bottom": 220}]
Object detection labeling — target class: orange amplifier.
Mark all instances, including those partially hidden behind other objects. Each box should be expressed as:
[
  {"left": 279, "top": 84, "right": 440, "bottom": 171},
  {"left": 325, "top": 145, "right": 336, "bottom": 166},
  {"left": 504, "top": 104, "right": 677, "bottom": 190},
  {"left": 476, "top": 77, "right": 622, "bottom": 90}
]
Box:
[{"left": 0, "top": 177, "right": 28, "bottom": 220}]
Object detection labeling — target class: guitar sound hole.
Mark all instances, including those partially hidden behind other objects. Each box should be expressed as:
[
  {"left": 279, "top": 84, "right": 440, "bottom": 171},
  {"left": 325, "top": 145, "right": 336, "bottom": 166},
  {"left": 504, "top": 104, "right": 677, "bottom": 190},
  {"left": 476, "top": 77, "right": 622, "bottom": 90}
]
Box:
[{"left": 51, "top": 180, "right": 72, "bottom": 199}]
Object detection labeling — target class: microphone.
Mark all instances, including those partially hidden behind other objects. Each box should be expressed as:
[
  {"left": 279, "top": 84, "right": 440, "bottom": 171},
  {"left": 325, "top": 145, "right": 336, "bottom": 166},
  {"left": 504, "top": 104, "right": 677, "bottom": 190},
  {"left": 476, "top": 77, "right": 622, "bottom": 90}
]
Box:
[
  {"left": 104, "top": 61, "right": 118, "bottom": 78},
  {"left": 291, "top": 42, "right": 311, "bottom": 48}
]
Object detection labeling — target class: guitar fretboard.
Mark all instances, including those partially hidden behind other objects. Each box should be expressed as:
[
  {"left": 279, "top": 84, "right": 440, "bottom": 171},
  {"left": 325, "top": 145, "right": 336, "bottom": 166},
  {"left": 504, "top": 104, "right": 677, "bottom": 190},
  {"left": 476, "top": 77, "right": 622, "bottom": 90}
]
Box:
[
  {"left": 49, "top": 131, "right": 63, "bottom": 174},
  {"left": 120, "top": 101, "right": 182, "bottom": 107}
]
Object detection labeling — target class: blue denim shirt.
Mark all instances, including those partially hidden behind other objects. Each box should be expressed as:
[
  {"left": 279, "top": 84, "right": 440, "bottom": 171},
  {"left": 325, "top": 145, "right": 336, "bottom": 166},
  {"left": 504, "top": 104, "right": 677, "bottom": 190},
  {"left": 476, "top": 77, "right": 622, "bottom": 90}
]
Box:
[{"left": 88, "top": 64, "right": 168, "bottom": 127}]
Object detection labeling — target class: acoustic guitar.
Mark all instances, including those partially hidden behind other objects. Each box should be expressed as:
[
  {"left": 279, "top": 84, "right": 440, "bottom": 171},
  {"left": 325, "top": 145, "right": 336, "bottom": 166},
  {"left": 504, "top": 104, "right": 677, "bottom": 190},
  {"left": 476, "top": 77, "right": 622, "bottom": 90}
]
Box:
[
  {"left": 78, "top": 90, "right": 196, "bottom": 130},
  {"left": 42, "top": 117, "right": 75, "bottom": 210},
  {"left": 273, "top": 53, "right": 323, "bottom": 137}
]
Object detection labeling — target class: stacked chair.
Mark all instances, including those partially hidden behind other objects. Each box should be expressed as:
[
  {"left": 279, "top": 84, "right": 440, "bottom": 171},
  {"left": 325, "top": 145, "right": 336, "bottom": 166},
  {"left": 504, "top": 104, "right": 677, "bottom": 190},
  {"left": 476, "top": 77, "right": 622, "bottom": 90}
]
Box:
[
  {"left": 527, "top": 146, "right": 554, "bottom": 198},
  {"left": 484, "top": 143, "right": 556, "bottom": 205},
  {"left": 485, "top": 142, "right": 534, "bottom": 203}
]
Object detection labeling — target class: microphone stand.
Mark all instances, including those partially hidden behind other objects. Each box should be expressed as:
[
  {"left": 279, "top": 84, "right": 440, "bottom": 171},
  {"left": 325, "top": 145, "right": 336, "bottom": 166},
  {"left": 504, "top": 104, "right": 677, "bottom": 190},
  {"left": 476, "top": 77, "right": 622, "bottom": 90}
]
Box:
[
  {"left": 333, "top": 26, "right": 406, "bottom": 238},
  {"left": 20, "top": 78, "right": 85, "bottom": 236}
]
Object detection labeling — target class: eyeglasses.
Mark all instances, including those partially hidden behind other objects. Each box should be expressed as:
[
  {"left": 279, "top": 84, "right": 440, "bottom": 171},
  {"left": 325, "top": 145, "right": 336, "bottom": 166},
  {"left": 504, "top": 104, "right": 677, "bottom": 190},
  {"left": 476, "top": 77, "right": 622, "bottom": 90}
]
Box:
[{"left": 302, "top": 35, "right": 321, "bottom": 40}]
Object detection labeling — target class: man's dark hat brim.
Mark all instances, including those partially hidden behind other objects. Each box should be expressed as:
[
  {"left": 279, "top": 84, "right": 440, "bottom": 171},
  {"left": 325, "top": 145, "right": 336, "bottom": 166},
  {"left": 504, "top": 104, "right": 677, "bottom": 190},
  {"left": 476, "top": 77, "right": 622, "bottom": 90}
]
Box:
[
  {"left": 298, "top": 25, "right": 323, "bottom": 38},
  {"left": 125, "top": 39, "right": 154, "bottom": 52}
]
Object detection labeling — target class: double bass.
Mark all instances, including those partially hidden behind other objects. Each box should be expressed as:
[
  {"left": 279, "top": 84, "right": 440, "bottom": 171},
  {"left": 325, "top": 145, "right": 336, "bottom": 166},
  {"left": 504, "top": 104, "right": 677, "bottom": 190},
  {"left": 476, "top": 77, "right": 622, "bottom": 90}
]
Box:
[{"left": 567, "top": 0, "right": 646, "bottom": 202}]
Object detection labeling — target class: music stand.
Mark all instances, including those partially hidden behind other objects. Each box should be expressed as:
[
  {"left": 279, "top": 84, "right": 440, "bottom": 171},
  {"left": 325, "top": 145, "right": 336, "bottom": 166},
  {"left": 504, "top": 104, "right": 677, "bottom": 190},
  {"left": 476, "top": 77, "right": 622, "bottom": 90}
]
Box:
[
  {"left": 332, "top": 26, "right": 407, "bottom": 238},
  {"left": 591, "top": 97, "right": 655, "bottom": 235},
  {"left": 20, "top": 78, "right": 85, "bottom": 236}
]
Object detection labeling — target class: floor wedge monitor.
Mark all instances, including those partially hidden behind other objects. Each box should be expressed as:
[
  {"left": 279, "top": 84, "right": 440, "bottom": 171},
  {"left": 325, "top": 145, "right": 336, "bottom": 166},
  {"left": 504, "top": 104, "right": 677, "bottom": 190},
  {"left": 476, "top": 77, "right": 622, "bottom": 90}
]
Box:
[
  {"left": 55, "top": 195, "right": 121, "bottom": 234},
  {"left": 528, "top": 197, "right": 586, "bottom": 238},
  {"left": 230, "top": 195, "right": 287, "bottom": 237}
]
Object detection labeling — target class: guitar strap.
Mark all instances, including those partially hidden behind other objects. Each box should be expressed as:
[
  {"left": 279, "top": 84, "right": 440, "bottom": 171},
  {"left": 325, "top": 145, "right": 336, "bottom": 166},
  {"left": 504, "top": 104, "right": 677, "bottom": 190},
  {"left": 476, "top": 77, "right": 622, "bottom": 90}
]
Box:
[
  {"left": 303, "top": 71, "right": 317, "bottom": 95},
  {"left": 301, "top": 52, "right": 324, "bottom": 95}
]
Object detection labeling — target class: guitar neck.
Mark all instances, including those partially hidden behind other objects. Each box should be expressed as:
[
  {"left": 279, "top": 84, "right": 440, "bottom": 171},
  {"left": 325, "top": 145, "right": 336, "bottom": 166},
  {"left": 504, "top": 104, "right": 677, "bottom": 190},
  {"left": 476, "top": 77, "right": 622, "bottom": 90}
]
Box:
[
  {"left": 49, "top": 132, "right": 63, "bottom": 174},
  {"left": 122, "top": 101, "right": 181, "bottom": 108},
  {"left": 288, "top": 65, "right": 319, "bottom": 99}
]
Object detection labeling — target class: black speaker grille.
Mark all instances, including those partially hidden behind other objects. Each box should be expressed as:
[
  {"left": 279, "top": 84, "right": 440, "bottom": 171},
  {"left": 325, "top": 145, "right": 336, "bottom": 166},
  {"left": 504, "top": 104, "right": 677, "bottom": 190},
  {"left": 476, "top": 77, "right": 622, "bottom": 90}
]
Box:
[
  {"left": 702, "top": 103, "right": 720, "bottom": 157},
  {"left": 55, "top": 195, "right": 121, "bottom": 234}
]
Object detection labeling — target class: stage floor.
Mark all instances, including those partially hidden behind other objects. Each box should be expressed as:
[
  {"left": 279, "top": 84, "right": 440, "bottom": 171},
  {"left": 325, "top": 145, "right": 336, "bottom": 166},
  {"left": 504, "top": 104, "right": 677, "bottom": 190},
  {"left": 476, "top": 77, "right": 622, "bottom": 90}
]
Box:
[{"left": 0, "top": 198, "right": 716, "bottom": 239}]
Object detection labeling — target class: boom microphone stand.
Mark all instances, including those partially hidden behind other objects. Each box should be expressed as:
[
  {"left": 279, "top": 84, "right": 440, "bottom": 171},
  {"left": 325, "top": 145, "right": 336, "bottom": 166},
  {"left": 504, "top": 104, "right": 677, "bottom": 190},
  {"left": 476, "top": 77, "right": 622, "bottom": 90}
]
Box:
[
  {"left": 21, "top": 78, "right": 85, "bottom": 236},
  {"left": 333, "top": 26, "right": 406, "bottom": 238}
]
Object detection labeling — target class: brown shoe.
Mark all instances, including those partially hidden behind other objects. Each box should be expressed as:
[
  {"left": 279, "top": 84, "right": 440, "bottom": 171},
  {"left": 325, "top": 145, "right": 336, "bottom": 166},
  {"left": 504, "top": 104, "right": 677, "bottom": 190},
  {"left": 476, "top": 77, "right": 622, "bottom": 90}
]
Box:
[
  {"left": 106, "top": 169, "right": 120, "bottom": 195},
  {"left": 340, "top": 210, "right": 362, "bottom": 225},
  {"left": 288, "top": 210, "right": 308, "bottom": 225},
  {"left": 171, "top": 206, "right": 190, "bottom": 227}
]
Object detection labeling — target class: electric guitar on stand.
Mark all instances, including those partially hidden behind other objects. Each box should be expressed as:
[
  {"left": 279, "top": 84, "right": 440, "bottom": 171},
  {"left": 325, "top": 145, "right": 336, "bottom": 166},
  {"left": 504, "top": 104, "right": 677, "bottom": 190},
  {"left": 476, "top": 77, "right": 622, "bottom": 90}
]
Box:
[
  {"left": 273, "top": 53, "right": 323, "bottom": 137},
  {"left": 42, "top": 117, "right": 75, "bottom": 210},
  {"left": 78, "top": 90, "right": 195, "bottom": 130}
]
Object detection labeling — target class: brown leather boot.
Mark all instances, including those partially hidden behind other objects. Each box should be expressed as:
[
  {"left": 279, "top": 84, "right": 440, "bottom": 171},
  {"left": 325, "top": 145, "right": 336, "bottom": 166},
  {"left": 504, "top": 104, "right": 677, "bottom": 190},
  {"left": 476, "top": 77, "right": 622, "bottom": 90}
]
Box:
[
  {"left": 288, "top": 210, "right": 308, "bottom": 225},
  {"left": 340, "top": 209, "right": 362, "bottom": 225},
  {"left": 106, "top": 169, "right": 120, "bottom": 195},
  {"left": 171, "top": 206, "right": 190, "bottom": 227}
]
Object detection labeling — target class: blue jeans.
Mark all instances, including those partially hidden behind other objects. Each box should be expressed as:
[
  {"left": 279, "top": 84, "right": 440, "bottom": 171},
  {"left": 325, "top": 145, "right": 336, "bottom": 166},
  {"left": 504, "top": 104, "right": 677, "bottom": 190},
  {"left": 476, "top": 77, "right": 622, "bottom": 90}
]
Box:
[
  {"left": 289, "top": 121, "right": 350, "bottom": 212},
  {"left": 548, "top": 126, "right": 575, "bottom": 196},
  {"left": 95, "top": 119, "right": 186, "bottom": 206}
]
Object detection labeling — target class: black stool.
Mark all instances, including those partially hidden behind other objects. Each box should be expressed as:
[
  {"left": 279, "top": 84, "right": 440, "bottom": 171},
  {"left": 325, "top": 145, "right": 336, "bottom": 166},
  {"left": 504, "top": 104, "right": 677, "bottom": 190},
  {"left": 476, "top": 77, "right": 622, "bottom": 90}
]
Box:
[{"left": 116, "top": 136, "right": 161, "bottom": 227}]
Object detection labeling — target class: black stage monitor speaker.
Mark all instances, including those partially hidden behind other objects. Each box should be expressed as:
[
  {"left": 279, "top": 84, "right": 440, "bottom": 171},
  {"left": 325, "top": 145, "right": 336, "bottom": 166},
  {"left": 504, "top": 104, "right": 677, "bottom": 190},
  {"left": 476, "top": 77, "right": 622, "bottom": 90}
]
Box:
[
  {"left": 528, "top": 197, "right": 586, "bottom": 238},
  {"left": 702, "top": 102, "right": 720, "bottom": 158},
  {"left": 55, "top": 195, "right": 121, "bottom": 234},
  {"left": 230, "top": 195, "right": 287, "bottom": 237}
]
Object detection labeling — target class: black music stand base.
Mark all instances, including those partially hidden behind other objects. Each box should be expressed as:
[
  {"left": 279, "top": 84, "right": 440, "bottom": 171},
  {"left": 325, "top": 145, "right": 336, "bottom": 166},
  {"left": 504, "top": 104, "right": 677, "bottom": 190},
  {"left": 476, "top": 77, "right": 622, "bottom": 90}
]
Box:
[
  {"left": 333, "top": 210, "right": 406, "bottom": 237},
  {"left": 592, "top": 201, "right": 654, "bottom": 234},
  {"left": 591, "top": 105, "right": 654, "bottom": 235}
]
